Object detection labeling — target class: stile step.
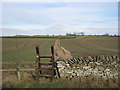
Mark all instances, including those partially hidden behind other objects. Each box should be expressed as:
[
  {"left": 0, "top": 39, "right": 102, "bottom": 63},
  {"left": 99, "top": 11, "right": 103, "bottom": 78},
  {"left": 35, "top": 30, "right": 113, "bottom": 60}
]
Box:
[
  {"left": 39, "top": 74, "right": 54, "bottom": 77},
  {"left": 40, "top": 68, "right": 53, "bottom": 70},
  {"left": 40, "top": 63, "right": 52, "bottom": 65},
  {"left": 40, "top": 56, "right": 52, "bottom": 58}
]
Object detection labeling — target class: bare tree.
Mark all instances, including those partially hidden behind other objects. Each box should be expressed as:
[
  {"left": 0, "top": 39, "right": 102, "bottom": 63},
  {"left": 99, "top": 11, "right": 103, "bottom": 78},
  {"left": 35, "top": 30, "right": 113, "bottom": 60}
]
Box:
[
  {"left": 104, "top": 33, "right": 109, "bottom": 36},
  {"left": 80, "top": 32, "right": 85, "bottom": 36}
]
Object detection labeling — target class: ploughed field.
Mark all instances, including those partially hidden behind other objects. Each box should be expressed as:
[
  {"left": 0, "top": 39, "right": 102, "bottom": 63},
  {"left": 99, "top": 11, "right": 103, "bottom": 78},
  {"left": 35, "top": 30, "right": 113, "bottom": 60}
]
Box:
[{"left": 61, "top": 36, "right": 118, "bottom": 57}]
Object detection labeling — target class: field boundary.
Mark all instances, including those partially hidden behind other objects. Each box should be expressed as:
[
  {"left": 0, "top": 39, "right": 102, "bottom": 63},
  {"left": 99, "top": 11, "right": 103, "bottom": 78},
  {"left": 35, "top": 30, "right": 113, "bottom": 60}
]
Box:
[
  {"left": 54, "top": 39, "right": 73, "bottom": 60},
  {"left": 1, "top": 36, "right": 76, "bottom": 39}
]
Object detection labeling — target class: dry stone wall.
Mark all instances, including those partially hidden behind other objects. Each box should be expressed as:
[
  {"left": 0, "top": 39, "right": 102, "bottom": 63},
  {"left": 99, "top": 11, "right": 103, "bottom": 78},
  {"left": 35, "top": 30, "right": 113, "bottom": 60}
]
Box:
[{"left": 56, "top": 55, "right": 120, "bottom": 79}]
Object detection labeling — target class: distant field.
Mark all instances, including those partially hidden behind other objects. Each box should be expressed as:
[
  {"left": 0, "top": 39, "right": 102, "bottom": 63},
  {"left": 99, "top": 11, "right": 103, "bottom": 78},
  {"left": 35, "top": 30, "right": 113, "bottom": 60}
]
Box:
[
  {"left": 2, "top": 35, "right": 77, "bottom": 39},
  {"left": 2, "top": 36, "right": 118, "bottom": 63},
  {"left": 61, "top": 36, "right": 118, "bottom": 57},
  {"left": 2, "top": 38, "right": 55, "bottom": 63}
]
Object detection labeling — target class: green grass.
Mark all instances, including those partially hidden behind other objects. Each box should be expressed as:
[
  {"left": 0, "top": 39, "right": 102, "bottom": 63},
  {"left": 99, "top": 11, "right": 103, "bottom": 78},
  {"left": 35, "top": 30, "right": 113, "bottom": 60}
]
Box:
[
  {"left": 2, "top": 36, "right": 118, "bottom": 63},
  {"left": 61, "top": 36, "right": 118, "bottom": 57},
  {"left": 2, "top": 38, "right": 55, "bottom": 63},
  {"left": 28, "top": 79, "right": 65, "bottom": 88},
  {"left": 3, "top": 76, "right": 118, "bottom": 88}
]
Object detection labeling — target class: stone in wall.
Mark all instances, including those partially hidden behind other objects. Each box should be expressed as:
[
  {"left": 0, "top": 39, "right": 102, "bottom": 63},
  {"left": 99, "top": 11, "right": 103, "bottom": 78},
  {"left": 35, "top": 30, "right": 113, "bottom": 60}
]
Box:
[{"left": 56, "top": 55, "right": 119, "bottom": 79}]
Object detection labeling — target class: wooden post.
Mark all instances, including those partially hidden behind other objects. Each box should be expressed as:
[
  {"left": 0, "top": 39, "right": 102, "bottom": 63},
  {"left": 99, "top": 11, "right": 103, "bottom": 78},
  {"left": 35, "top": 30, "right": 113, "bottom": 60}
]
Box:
[
  {"left": 16, "top": 66, "right": 21, "bottom": 81},
  {"left": 51, "top": 45, "right": 61, "bottom": 78},
  {"left": 35, "top": 46, "right": 41, "bottom": 81},
  {"left": 51, "top": 46, "right": 56, "bottom": 77}
]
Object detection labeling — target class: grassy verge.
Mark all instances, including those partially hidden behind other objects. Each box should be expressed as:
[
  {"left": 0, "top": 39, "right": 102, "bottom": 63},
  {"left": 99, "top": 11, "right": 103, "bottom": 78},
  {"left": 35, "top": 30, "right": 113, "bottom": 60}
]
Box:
[{"left": 2, "top": 76, "right": 118, "bottom": 88}]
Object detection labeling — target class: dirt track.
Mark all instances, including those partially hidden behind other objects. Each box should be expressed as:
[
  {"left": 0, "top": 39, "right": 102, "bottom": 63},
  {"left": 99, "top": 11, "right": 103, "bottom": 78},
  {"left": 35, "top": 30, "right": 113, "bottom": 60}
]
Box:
[{"left": 54, "top": 39, "right": 73, "bottom": 60}]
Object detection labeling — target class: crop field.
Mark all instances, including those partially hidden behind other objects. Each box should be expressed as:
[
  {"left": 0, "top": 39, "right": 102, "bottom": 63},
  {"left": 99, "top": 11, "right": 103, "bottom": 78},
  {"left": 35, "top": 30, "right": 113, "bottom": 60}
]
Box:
[
  {"left": 61, "top": 36, "right": 118, "bottom": 57},
  {"left": 2, "top": 38, "right": 55, "bottom": 63},
  {"left": 2, "top": 36, "right": 118, "bottom": 63}
]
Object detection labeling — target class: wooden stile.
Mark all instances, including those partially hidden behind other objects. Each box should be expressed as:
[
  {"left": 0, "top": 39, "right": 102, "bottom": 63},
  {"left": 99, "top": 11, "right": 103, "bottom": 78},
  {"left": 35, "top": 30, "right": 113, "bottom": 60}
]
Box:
[{"left": 35, "top": 45, "right": 60, "bottom": 81}]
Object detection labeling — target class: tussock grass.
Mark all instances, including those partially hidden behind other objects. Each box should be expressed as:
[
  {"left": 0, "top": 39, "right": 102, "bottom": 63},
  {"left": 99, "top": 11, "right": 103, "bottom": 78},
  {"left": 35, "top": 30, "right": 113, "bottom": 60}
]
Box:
[{"left": 2, "top": 73, "right": 118, "bottom": 88}]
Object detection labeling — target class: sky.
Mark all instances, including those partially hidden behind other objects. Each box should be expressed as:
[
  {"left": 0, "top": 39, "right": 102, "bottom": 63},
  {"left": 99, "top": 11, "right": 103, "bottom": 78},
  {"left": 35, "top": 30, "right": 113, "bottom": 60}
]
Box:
[{"left": 1, "top": 1, "right": 118, "bottom": 36}]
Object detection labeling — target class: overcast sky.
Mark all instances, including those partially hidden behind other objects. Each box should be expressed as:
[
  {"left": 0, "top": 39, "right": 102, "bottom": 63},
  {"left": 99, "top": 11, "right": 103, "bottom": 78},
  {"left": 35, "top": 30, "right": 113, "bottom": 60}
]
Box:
[{"left": 1, "top": 1, "right": 118, "bottom": 36}]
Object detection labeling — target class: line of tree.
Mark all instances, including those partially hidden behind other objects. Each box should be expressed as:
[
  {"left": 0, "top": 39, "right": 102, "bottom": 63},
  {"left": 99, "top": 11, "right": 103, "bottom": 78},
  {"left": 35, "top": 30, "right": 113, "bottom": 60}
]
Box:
[
  {"left": 66, "top": 32, "right": 119, "bottom": 36},
  {"left": 66, "top": 32, "right": 85, "bottom": 36}
]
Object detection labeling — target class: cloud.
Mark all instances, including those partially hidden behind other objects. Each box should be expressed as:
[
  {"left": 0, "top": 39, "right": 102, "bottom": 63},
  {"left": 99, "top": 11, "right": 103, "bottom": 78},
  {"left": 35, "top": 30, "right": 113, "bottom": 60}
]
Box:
[
  {"left": 1, "top": 2, "right": 118, "bottom": 36},
  {"left": 1, "top": 22, "right": 118, "bottom": 36},
  {"left": 2, "top": 2, "right": 117, "bottom": 25},
  {"left": 1, "top": 0, "right": 119, "bottom": 2}
]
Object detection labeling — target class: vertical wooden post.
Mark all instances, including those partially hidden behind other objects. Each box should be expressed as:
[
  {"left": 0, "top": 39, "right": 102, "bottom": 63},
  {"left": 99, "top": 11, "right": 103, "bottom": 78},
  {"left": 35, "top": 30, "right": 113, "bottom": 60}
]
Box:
[
  {"left": 51, "top": 46, "right": 56, "bottom": 77},
  {"left": 35, "top": 46, "right": 41, "bottom": 81},
  {"left": 51, "top": 45, "right": 60, "bottom": 78},
  {"left": 16, "top": 66, "right": 21, "bottom": 81}
]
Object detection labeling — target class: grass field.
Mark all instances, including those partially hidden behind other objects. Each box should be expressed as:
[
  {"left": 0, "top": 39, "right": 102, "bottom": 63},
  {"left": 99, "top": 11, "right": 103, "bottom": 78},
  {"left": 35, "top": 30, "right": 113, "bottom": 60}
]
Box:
[
  {"left": 2, "top": 38, "right": 55, "bottom": 63},
  {"left": 2, "top": 36, "right": 118, "bottom": 63},
  {"left": 61, "top": 36, "right": 118, "bottom": 57}
]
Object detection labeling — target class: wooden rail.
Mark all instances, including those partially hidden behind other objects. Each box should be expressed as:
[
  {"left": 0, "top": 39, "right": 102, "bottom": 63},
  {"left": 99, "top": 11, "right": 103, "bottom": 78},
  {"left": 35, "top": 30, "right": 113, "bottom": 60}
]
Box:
[{"left": 0, "top": 68, "right": 57, "bottom": 72}]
